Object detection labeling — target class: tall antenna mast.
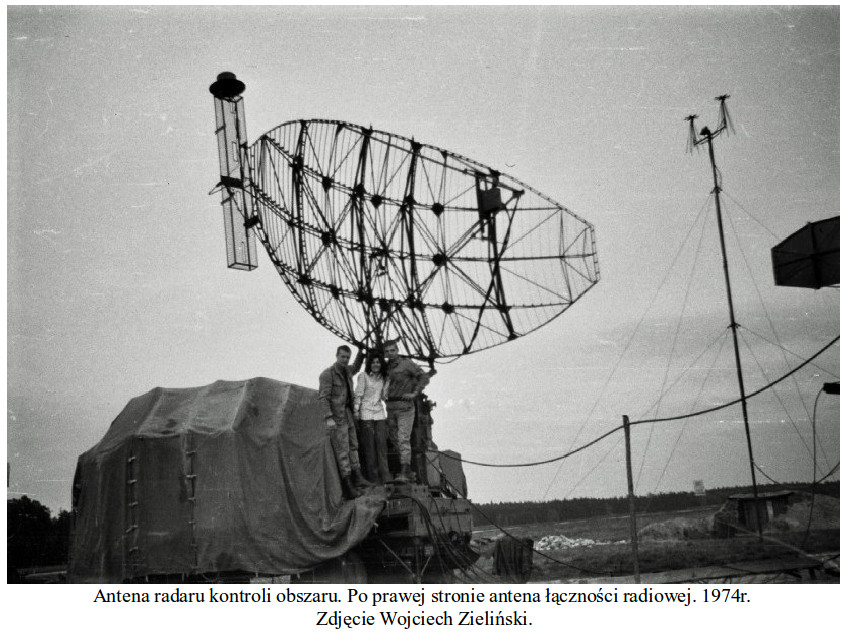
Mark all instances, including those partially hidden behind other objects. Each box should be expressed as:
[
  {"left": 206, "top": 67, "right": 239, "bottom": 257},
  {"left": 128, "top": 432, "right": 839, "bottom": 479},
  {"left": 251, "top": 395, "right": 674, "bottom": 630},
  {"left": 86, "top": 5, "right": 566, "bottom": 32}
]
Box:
[{"left": 687, "top": 96, "right": 763, "bottom": 537}]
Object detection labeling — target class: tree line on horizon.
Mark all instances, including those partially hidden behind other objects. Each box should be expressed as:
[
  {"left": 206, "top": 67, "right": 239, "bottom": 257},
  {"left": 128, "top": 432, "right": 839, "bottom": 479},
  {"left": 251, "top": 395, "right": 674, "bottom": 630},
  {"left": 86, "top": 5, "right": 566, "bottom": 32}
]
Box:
[{"left": 469, "top": 480, "right": 840, "bottom": 528}]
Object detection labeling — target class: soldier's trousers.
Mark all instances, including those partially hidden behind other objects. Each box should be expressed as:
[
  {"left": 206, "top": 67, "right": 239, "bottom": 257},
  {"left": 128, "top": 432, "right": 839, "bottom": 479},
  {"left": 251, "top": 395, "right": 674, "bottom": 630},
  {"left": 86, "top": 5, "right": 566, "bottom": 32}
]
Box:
[
  {"left": 329, "top": 409, "right": 360, "bottom": 477},
  {"left": 386, "top": 405, "right": 415, "bottom": 467}
]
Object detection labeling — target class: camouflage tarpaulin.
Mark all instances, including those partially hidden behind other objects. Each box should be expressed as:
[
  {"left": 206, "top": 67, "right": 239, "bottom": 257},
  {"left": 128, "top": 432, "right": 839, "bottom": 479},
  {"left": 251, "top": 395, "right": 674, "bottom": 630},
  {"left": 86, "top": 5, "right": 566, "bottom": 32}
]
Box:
[{"left": 68, "top": 377, "right": 384, "bottom": 582}]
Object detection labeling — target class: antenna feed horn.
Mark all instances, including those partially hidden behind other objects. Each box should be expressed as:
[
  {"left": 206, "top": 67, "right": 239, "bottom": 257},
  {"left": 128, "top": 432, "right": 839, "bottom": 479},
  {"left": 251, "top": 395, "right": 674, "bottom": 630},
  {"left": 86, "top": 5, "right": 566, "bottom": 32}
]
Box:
[{"left": 209, "top": 72, "right": 245, "bottom": 99}]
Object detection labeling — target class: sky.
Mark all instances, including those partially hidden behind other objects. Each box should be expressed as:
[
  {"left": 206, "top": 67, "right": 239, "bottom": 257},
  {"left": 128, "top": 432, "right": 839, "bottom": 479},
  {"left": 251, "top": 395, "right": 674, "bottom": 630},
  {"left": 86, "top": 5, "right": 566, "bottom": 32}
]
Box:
[{"left": 6, "top": 5, "right": 840, "bottom": 513}]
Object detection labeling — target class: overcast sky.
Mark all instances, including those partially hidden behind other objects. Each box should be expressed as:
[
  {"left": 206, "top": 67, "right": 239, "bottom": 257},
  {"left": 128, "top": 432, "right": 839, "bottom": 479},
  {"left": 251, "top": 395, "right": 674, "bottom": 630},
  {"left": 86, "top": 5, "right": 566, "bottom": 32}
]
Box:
[{"left": 6, "top": 5, "right": 839, "bottom": 513}]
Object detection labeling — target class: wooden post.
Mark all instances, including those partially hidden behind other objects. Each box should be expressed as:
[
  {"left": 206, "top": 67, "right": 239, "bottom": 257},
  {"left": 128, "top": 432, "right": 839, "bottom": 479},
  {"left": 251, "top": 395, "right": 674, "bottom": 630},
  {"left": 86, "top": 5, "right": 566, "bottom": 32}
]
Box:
[{"left": 623, "top": 415, "right": 641, "bottom": 582}]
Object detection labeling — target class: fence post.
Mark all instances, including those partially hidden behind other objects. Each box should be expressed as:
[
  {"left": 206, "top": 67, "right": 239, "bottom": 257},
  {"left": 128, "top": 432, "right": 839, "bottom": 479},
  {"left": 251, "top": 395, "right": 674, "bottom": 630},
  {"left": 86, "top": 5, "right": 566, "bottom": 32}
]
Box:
[{"left": 623, "top": 415, "right": 641, "bottom": 582}]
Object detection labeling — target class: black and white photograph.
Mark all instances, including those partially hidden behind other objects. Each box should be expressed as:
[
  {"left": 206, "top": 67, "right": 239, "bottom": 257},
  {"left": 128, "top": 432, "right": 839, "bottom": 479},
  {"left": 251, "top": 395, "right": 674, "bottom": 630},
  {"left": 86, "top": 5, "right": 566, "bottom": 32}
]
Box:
[{"left": 6, "top": 2, "right": 840, "bottom": 616}]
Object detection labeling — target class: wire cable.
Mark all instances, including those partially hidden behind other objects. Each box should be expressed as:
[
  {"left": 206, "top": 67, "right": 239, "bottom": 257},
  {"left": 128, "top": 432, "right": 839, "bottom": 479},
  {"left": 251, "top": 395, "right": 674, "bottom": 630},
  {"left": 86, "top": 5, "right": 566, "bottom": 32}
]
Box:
[
  {"left": 425, "top": 454, "right": 613, "bottom": 576},
  {"left": 720, "top": 189, "right": 784, "bottom": 243},
  {"left": 815, "top": 462, "right": 840, "bottom": 484},
  {"left": 632, "top": 335, "right": 839, "bottom": 426},
  {"left": 555, "top": 196, "right": 713, "bottom": 459},
  {"left": 563, "top": 436, "right": 624, "bottom": 500},
  {"left": 648, "top": 330, "right": 731, "bottom": 496},
  {"left": 632, "top": 328, "right": 729, "bottom": 421},
  {"left": 442, "top": 424, "right": 621, "bottom": 468},
  {"left": 737, "top": 327, "right": 818, "bottom": 464},
  {"left": 758, "top": 460, "right": 842, "bottom": 487},
  {"left": 723, "top": 205, "right": 829, "bottom": 468},
  {"left": 740, "top": 326, "right": 839, "bottom": 380},
  {"left": 439, "top": 335, "right": 839, "bottom": 468},
  {"left": 543, "top": 195, "right": 712, "bottom": 500},
  {"left": 635, "top": 204, "right": 711, "bottom": 487},
  {"left": 800, "top": 387, "right": 825, "bottom": 549}
]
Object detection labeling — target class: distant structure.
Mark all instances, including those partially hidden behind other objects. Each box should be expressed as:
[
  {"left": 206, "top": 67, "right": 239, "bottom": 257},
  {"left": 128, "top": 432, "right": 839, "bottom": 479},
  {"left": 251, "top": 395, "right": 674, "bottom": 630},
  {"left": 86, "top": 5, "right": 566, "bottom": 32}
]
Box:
[{"left": 716, "top": 491, "right": 794, "bottom": 536}]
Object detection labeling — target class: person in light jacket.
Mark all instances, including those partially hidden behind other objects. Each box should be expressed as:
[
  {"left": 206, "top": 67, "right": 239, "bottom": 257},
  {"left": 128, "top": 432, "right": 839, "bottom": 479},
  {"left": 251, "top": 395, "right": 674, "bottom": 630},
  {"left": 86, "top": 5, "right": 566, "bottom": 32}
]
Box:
[
  {"left": 318, "top": 345, "right": 370, "bottom": 499},
  {"left": 353, "top": 355, "right": 391, "bottom": 484}
]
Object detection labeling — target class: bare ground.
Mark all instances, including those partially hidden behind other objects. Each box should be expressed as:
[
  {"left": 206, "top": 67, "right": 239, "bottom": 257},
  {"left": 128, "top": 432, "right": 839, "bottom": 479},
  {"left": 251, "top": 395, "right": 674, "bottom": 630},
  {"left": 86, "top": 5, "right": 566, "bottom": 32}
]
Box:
[{"left": 464, "top": 496, "right": 840, "bottom": 584}]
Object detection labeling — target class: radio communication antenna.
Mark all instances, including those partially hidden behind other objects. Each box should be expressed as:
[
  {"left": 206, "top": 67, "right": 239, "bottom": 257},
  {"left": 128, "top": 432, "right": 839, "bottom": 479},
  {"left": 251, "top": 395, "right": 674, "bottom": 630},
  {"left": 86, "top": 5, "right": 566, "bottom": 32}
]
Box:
[{"left": 687, "top": 96, "right": 763, "bottom": 536}]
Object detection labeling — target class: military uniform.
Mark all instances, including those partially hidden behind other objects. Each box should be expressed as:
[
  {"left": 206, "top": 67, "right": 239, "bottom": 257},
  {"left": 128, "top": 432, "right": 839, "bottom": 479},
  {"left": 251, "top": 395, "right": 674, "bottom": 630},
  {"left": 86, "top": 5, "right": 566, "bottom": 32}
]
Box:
[
  {"left": 318, "top": 356, "right": 363, "bottom": 479},
  {"left": 385, "top": 357, "right": 430, "bottom": 474}
]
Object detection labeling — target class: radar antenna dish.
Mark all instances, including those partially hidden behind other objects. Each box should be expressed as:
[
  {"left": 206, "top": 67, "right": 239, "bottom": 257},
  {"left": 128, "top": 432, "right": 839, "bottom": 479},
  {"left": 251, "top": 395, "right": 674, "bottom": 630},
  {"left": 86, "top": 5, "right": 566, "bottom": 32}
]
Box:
[{"left": 210, "top": 73, "right": 600, "bottom": 364}]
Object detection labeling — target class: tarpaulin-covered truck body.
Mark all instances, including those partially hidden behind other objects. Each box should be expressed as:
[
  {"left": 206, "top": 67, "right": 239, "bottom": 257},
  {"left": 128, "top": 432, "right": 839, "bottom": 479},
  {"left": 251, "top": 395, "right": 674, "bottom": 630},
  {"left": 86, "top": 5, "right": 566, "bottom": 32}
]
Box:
[
  {"left": 68, "top": 378, "right": 386, "bottom": 582},
  {"left": 68, "top": 377, "right": 475, "bottom": 583}
]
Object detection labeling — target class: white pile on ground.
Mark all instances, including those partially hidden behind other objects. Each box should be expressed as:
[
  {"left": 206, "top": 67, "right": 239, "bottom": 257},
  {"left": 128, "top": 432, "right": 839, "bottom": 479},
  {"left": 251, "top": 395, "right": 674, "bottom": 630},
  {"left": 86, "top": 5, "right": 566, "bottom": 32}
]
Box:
[{"left": 534, "top": 535, "right": 621, "bottom": 550}]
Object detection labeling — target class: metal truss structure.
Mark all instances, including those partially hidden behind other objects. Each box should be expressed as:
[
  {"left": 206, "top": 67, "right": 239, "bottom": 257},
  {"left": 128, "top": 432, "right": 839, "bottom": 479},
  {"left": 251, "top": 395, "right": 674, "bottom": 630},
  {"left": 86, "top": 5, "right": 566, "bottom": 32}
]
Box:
[{"left": 211, "top": 73, "right": 600, "bottom": 364}]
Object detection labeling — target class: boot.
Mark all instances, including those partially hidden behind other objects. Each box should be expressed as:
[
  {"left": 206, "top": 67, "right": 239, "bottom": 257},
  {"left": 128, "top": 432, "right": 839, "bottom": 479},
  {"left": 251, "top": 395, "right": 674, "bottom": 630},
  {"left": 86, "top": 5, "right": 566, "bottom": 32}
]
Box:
[
  {"left": 341, "top": 476, "right": 361, "bottom": 500},
  {"left": 395, "top": 464, "right": 412, "bottom": 483},
  {"left": 351, "top": 468, "right": 374, "bottom": 489}
]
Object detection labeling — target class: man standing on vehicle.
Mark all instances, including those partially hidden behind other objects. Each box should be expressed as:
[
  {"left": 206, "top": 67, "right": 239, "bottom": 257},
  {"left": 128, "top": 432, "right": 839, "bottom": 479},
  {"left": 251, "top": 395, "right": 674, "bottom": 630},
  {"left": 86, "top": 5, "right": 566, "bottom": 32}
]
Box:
[
  {"left": 383, "top": 339, "right": 435, "bottom": 483},
  {"left": 319, "top": 345, "right": 371, "bottom": 499}
]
